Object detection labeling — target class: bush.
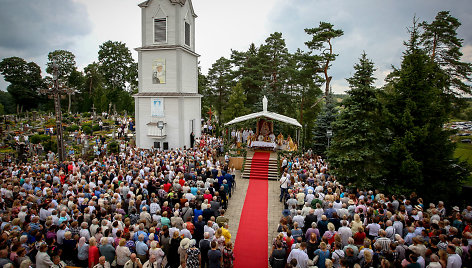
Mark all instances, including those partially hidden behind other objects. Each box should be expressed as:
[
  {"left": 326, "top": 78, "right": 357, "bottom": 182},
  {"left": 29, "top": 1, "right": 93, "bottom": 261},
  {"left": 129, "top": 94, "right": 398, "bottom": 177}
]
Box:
[
  {"left": 83, "top": 125, "right": 93, "bottom": 135},
  {"left": 82, "top": 112, "right": 91, "bottom": 118},
  {"left": 67, "top": 125, "right": 80, "bottom": 132},
  {"left": 82, "top": 123, "right": 92, "bottom": 130},
  {"left": 30, "top": 134, "right": 42, "bottom": 144},
  {"left": 45, "top": 118, "right": 56, "bottom": 128},
  {"left": 92, "top": 124, "right": 100, "bottom": 131},
  {"left": 108, "top": 140, "right": 119, "bottom": 154},
  {"left": 30, "top": 134, "right": 50, "bottom": 144},
  {"left": 43, "top": 138, "right": 57, "bottom": 153}
]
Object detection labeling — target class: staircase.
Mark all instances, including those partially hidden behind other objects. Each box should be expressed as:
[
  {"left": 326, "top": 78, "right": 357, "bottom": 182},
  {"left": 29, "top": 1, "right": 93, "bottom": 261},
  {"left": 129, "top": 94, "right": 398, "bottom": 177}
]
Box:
[{"left": 242, "top": 152, "right": 279, "bottom": 180}]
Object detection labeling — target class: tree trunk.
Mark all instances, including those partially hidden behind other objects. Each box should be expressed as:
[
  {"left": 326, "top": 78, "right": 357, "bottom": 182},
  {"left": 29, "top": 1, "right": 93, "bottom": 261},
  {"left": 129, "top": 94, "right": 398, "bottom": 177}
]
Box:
[
  {"left": 431, "top": 33, "right": 437, "bottom": 60},
  {"left": 300, "top": 95, "right": 304, "bottom": 126},
  {"left": 324, "top": 38, "right": 333, "bottom": 96},
  {"left": 68, "top": 93, "right": 71, "bottom": 114}
]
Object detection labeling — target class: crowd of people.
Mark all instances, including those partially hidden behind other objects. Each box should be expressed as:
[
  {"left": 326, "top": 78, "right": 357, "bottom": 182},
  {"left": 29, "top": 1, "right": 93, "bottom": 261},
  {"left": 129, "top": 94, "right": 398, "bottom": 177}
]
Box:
[
  {"left": 0, "top": 134, "right": 237, "bottom": 268},
  {"left": 274, "top": 155, "right": 471, "bottom": 268}
]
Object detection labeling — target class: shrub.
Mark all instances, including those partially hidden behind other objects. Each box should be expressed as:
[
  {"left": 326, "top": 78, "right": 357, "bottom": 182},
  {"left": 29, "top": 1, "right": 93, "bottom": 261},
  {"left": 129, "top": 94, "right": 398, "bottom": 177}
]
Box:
[
  {"left": 43, "top": 138, "right": 57, "bottom": 152},
  {"left": 83, "top": 125, "right": 93, "bottom": 135},
  {"left": 82, "top": 112, "right": 91, "bottom": 118},
  {"left": 67, "top": 125, "right": 80, "bottom": 132},
  {"left": 30, "top": 134, "right": 42, "bottom": 144},
  {"left": 108, "top": 140, "right": 119, "bottom": 154},
  {"left": 92, "top": 124, "right": 100, "bottom": 131},
  {"left": 30, "top": 134, "right": 50, "bottom": 144}
]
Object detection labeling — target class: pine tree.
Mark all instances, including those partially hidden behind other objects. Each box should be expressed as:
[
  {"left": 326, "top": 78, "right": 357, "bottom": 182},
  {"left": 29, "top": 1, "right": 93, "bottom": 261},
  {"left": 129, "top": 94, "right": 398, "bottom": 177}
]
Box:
[
  {"left": 305, "top": 22, "right": 344, "bottom": 96},
  {"left": 222, "top": 82, "right": 250, "bottom": 123},
  {"left": 231, "top": 44, "right": 265, "bottom": 112},
  {"left": 311, "top": 93, "right": 337, "bottom": 156},
  {"left": 258, "top": 32, "right": 291, "bottom": 115},
  {"left": 420, "top": 11, "right": 472, "bottom": 95},
  {"left": 207, "top": 57, "right": 234, "bottom": 126},
  {"left": 384, "top": 20, "right": 467, "bottom": 201},
  {"left": 327, "top": 53, "right": 387, "bottom": 189}
]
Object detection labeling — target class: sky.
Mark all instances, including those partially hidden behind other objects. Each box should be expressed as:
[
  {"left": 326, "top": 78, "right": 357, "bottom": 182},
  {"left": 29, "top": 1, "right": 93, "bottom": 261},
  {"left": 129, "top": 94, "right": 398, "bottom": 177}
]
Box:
[{"left": 0, "top": 0, "right": 471, "bottom": 94}]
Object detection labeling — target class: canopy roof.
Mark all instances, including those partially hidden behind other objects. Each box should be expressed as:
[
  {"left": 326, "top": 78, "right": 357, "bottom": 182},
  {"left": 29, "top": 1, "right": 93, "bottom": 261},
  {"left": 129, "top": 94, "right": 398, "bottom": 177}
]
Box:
[{"left": 224, "top": 96, "right": 302, "bottom": 128}]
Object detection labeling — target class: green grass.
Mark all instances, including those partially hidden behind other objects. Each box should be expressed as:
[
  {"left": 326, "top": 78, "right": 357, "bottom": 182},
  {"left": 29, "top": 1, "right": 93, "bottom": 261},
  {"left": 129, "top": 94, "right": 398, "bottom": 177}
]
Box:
[
  {"left": 454, "top": 142, "right": 472, "bottom": 186},
  {"left": 454, "top": 142, "right": 472, "bottom": 166}
]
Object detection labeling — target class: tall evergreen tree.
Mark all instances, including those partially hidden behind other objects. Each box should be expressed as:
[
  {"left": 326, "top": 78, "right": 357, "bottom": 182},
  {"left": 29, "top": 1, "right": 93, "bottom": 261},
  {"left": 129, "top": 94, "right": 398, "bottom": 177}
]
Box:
[
  {"left": 258, "top": 32, "right": 291, "bottom": 114},
  {"left": 328, "top": 53, "right": 386, "bottom": 189},
  {"left": 420, "top": 11, "right": 472, "bottom": 95},
  {"left": 312, "top": 93, "right": 337, "bottom": 156},
  {"left": 206, "top": 57, "right": 234, "bottom": 126},
  {"left": 230, "top": 44, "right": 265, "bottom": 112},
  {"left": 384, "top": 20, "right": 467, "bottom": 201},
  {"left": 305, "top": 22, "right": 344, "bottom": 96},
  {"left": 222, "top": 82, "right": 250, "bottom": 123},
  {"left": 290, "top": 49, "right": 323, "bottom": 148}
]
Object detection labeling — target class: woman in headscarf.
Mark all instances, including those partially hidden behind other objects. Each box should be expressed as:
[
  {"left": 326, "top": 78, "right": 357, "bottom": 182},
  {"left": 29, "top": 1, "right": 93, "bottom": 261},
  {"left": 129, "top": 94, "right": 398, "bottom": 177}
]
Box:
[{"left": 77, "top": 237, "right": 89, "bottom": 267}]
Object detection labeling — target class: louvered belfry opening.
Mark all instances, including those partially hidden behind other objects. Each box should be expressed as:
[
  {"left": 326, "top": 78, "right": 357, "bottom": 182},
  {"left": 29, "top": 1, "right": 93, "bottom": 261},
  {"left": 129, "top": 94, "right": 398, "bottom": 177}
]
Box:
[
  {"left": 185, "top": 22, "right": 190, "bottom": 46},
  {"left": 154, "top": 18, "right": 167, "bottom": 43}
]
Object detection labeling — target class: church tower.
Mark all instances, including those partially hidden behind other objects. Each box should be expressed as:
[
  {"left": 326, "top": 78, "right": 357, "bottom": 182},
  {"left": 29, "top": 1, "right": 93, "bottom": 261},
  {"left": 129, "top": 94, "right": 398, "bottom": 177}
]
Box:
[{"left": 134, "top": 0, "right": 201, "bottom": 150}]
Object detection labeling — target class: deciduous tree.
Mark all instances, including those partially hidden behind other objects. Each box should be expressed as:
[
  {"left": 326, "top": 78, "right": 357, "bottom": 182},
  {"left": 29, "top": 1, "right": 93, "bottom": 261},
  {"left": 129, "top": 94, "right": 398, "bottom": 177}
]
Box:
[{"left": 0, "top": 57, "right": 43, "bottom": 112}]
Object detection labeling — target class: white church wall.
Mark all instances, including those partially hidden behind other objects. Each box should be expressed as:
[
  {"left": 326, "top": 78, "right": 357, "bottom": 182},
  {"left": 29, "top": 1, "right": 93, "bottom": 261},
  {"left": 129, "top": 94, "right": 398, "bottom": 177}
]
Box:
[
  {"left": 181, "top": 51, "right": 198, "bottom": 93},
  {"left": 135, "top": 96, "right": 201, "bottom": 150},
  {"left": 143, "top": 0, "right": 176, "bottom": 47},
  {"left": 139, "top": 50, "right": 178, "bottom": 93},
  {"left": 136, "top": 0, "right": 201, "bottom": 150},
  {"left": 182, "top": 97, "right": 202, "bottom": 142}
]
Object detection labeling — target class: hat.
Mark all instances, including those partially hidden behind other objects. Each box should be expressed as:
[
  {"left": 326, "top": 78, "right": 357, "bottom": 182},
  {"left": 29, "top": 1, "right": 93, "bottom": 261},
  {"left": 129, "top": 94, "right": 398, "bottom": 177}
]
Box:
[
  {"left": 348, "top": 200, "right": 354, "bottom": 205},
  {"left": 180, "top": 238, "right": 191, "bottom": 249},
  {"left": 453, "top": 206, "right": 460, "bottom": 212},
  {"left": 415, "top": 205, "right": 422, "bottom": 211}
]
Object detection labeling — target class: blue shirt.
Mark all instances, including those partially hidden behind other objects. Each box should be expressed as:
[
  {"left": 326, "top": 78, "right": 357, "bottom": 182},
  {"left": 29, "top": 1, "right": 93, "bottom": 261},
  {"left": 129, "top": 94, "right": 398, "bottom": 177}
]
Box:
[
  {"left": 133, "top": 230, "right": 149, "bottom": 242},
  {"left": 135, "top": 241, "right": 148, "bottom": 255}
]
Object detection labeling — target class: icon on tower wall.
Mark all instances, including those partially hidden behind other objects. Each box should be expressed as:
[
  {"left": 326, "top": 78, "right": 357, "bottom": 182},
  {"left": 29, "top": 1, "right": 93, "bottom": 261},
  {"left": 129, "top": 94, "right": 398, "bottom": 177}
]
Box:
[
  {"left": 151, "top": 98, "right": 165, "bottom": 117},
  {"left": 152, "top": 58, "right": 166, "bottom": 84}
]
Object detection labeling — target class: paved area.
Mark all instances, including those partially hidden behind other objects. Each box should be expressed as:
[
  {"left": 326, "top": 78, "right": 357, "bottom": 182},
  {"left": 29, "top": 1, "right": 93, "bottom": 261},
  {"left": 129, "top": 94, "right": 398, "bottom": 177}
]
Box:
[
  {"left": 225, "top": 170, "right": 249, "bottom": 244},
  {"left": 268, "top": 179, "right": 283, "bottom": 253}
]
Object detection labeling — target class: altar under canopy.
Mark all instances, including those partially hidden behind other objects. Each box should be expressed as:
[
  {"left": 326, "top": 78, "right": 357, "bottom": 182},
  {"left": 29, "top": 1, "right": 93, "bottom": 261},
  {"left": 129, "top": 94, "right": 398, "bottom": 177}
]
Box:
[{"left": 224, "top": 96, "right": 302, "bottom": 151}]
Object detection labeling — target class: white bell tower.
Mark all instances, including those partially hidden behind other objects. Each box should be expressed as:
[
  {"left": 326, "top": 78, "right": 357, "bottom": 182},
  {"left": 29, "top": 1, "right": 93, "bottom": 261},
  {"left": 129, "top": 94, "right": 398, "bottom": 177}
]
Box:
[{"left": 134, "top": 0, "right": 202, "bottom": 150}]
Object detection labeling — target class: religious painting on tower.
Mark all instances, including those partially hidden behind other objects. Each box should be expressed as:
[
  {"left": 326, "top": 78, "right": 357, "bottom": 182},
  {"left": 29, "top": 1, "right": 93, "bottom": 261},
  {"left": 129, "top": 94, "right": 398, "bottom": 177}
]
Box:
[
  {"left": 151, "top": 98, "right": 164, "bottom": 117},
  {"left": 152, "top": 58, "right": 166, "bottom": 84}
]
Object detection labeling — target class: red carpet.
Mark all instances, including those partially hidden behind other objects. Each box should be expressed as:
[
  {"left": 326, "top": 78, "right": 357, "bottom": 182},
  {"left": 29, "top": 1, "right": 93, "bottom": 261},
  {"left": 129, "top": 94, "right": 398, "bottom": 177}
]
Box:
[{"left": 234, "top": 152, "right": 270, "bottom": 268}]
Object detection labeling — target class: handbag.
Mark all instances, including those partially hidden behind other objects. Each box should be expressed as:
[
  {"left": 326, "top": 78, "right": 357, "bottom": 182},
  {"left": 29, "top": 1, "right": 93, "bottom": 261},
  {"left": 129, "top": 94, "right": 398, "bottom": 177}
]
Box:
[{"left": 313, "top": 254, "right": 319, "bottom": 264}]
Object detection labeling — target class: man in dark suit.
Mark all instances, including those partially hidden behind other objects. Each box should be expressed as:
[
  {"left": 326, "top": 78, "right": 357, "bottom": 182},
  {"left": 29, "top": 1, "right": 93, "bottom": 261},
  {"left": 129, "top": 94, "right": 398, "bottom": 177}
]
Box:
[
  {"left": 202, "top": 204, "right": 215, "bottom": 223},
  {"left": 304, "top": 209, "right": 317, "bottom": 234},
  {"left": 199, "top": 232, "right": 212, "bottom": 268}
]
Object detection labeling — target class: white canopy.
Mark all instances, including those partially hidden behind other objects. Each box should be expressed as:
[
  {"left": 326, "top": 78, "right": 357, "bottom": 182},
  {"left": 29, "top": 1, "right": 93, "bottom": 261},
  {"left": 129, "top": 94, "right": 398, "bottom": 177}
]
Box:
[{"left": 224, "top": 96, "right": 302, "bottom": 127}]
